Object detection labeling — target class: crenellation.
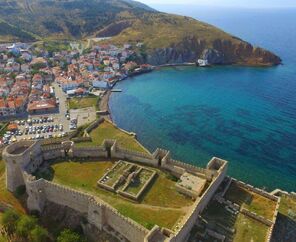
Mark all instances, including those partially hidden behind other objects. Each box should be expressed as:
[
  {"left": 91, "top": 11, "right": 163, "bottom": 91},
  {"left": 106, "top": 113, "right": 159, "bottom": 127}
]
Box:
[{"left": 3, "top": 139, "right": 286, "bottom": 242}]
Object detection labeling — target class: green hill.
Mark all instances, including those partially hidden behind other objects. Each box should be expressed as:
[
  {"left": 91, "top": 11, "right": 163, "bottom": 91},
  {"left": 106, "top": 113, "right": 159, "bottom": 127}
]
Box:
[{"left": 0, "top": 0, "right": 281, "bottom": 66}]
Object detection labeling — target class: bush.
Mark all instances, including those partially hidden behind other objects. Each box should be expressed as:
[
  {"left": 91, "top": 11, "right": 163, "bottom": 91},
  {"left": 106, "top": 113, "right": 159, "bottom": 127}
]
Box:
[
  {"left": 1, "top": 209, "right": 20, "bottom": 234},
  {"left": 57, "top": 229, "right": 86, "bottom": 242},
  {"left": 16, "top": 215, "right": 37, "bottom": 238},
  {"left": 30, "top": 225, "right": 48, "bottom": 242}
]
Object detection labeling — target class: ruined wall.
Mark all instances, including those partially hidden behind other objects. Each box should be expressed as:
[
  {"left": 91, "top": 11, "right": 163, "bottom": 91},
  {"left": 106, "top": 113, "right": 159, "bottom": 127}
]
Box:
[{"left": 169, "top": 158, "right": 228, "bottom": 242}]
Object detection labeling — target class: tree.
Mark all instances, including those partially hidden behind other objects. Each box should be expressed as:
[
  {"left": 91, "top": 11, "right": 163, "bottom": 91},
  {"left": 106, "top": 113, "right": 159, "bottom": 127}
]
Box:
[
  {"left": 1, "top": 209, "right": 20, "bottom": 235},
  {"left": 16, "top": 215, "right": 37, "bottom": 238},
  {"left": 30, "top": 225, "right": 48, "bottom": 242},
  {"left": 57, "top": 229, "right": 86, "bottom": 242}
]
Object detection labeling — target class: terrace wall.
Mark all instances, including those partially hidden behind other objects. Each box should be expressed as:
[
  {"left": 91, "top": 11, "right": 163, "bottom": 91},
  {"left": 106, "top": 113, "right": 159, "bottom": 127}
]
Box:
[{"left": 241, "top": 208, "right": 273, "bottom": 227}]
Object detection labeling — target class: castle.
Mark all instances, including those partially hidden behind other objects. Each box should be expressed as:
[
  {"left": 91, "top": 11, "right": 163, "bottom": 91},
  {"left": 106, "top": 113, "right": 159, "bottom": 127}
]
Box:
[{"left": 2, "top": 139, "right": 277, "bottom": 242}]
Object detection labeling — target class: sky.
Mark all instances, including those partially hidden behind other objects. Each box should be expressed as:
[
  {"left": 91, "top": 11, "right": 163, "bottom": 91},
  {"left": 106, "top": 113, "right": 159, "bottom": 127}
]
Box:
[{"left": 139, "top": 0, "right": 296, "bottom": 8}]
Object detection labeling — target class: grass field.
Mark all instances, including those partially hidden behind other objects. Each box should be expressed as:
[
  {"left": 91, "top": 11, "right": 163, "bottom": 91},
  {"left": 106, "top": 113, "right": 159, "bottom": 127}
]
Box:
[
  {"left": 76, "top": 120, "right": 148, "bottom": 153},
  {"left": 68, "top": 96, "right": 99, "bottom": 110},
  {"left": 233, "top": 214, "right": 269, "bottom": 242},
  {"left": 39, "top": 159, "right": 192, "bottom": 230},
  {"left": 225, "top": 182, "right": 277, "bottom": 220}
]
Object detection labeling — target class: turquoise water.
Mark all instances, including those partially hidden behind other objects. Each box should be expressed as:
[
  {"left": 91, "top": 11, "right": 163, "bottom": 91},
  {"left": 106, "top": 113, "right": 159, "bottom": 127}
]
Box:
[{"left": 109, "top": 8, "right": 296, "bottom": 192}]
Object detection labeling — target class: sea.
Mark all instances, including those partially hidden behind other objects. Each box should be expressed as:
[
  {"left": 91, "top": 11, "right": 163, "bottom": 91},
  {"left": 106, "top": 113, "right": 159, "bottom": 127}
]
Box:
[{"left": 109, "top": 6, "right": 296, "bottom": 192}]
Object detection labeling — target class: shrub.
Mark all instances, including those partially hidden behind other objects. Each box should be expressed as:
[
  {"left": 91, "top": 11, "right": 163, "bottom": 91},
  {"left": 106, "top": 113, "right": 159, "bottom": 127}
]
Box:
[
  {"left": 57, "top": 229, "right": 86, "bottom": 242},
  {"left": 1, "top": 209, "right": 20, "bottom": 234},
  {"left": 30, "top": 225, "right": 48, "bottom": 242},
  {"left": 16, "top": 215, "right": 37, "bottom": 238}
]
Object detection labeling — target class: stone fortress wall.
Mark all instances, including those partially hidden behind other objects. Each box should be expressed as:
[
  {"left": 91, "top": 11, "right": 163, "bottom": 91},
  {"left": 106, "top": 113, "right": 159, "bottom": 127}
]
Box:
[{"left": 3, "top": 139, "right": 229, "bottom": 242}]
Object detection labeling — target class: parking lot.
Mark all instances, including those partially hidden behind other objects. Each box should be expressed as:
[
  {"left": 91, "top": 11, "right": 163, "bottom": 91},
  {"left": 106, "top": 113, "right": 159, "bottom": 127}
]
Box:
[
  {"left": 1, "top": 82, "right": 73, "bottom": 145},
  {"left": 1, "top": 82, "right": 98, "bottom": 145}
]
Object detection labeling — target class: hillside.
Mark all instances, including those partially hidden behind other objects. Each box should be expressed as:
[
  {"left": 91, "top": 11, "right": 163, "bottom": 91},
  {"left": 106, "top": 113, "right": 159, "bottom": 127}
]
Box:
[{"left": 0, "top": 0, "right": 281, "bottom": 66}]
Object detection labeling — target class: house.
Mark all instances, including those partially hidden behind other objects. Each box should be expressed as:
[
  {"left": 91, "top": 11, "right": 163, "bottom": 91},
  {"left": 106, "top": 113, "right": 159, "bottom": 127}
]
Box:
[
  {"left": 0, "top": 98, "right": 8, "bottom": 117},
  {"left": 58, "top": 77, "right": 81, "bottom": 92},
  {"left": 92, "top": 80, "right": 110, "bottom": 89},
  {"left": 30, "top": 57, "right": 47, "bottom": 68},
  {"left": 7, "top": 100, "right": 16, "bottom": 116},
  {"left": 27, "top": 99, "right": 57, "bottom": 114},
  {"left": 21, "top": 64, "right": 30, "bottom": 72},
  {"left": 197, "top": 59, "right": 209, "bottom": 67},
  {"left": 14, "top": 97, "right": 26, "bottom": 112},
  {"left": 124, "top": 44, "right": 132, "bottom": 49}
]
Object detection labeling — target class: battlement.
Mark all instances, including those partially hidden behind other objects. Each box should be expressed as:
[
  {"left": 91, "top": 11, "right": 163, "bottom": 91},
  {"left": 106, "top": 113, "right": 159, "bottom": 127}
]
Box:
[
  {"left": 3, "top": 140, "right": 37, "bottom": 156},
  {"left": 2, "top": 139, "right": 231, "bottom": 242}
]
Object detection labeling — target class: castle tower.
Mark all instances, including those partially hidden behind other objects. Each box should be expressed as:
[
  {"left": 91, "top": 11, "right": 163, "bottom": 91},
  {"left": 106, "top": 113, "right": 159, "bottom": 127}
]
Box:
[{"left": 2, "top": 140, "right": 42, "bottom": 192}]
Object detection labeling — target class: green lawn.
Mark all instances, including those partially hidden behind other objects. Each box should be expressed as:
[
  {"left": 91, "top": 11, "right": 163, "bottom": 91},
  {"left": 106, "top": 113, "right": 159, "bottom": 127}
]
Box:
[
  {"left": 225, "top": 182, "right": 277, "bottom": 220},
  {"left": 115, "top": 203, "right": 182, "bottom": 230},
  {"left": 233, "top": 214, "right": 269, "bottom": 242},
  {"left": 76, "top": 120, "right": 148, "bottom": 153},
  {"left": 40, "top": 159, "right": 192, "bottom": 230},
  {"left": 68, "top": 96, "right": 99, "bottom": 110}
]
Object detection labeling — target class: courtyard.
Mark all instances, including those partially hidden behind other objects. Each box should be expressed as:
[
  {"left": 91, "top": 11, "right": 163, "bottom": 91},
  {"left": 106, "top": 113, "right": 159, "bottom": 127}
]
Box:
[{"left": 34, "top": 159, "right": 194, "bottom": 230}]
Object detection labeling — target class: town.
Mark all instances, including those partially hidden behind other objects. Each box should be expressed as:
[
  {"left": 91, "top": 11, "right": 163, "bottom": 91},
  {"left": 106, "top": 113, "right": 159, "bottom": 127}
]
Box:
[{"left": 0, "top": 42, "right": 153, "bottom": 145}]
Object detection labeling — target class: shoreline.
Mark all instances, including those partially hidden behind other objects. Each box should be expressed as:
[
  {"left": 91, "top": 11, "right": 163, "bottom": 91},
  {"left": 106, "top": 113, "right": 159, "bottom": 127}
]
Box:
[
  {"left": 99, "top": 90, "right": 112, "bottom": 121},
  {"left": 100, "top": 61, "right": 280, "bottom": 122}
]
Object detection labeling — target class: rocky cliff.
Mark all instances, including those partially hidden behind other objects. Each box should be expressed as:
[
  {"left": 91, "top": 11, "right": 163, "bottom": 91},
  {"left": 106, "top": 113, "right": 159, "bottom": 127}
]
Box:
[
  {"left": 0, "top": 0, "right": 281, "bottom": 66},
  {"left": 146, "top": 37, "right": 281, "bottom": 66}
]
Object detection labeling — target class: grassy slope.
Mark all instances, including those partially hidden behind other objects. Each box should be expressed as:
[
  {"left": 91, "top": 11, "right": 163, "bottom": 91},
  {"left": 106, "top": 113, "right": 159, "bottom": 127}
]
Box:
[
  {"left": 109, "top": 12, "right": 237, "bottom": 49},
  {"left": 76, "top": 120, "right": 147, "bottom": 153},
  {"left": 44, "top": 159, "right": 192, "bottom": 229}
]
